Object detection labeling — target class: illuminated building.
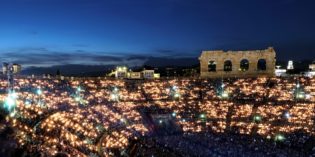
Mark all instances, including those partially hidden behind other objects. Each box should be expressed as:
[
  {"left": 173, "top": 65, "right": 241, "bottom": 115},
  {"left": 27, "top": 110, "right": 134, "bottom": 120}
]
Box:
[
  {"left": 129, "top": 72, "right": 141, "bottom": 79},
  {"left": 12, "top": 64, "right": 22, "bottom": 74},
  {"left": 2, "top": 63, "right": 8, "bottom": 74},
  {"left": 310, "top": 61, "right": 315, "bottom": 71},
  {"left": 275, "top": 65, "right": 287, "bottom": 77},
  {"left": 3, "top": 63, "right": 22, "bottom": 75},
  {"left": 112, "top": 66, "right": 160, "bottom": 79},
  {"left": 287, "top": 60, "right": 294, "bottom": 70},
  {"left": 153, "top": 73, "right": 160, "bottom": 79},
  {"left": 142, "top": 69, "right": 155, "bottom": 79},
  {"left": 305, "top": 61, "right": 315, "bottom": 77},
  {"left": 115, "top": 66, "right": 128, "bottom": 79}
]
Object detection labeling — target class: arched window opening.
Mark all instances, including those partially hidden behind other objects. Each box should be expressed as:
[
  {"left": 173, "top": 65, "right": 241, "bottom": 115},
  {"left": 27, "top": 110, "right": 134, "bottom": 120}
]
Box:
[
  {"left": 240, "top": 59, "right": 249, "bottom": 71},
  {"left": 257, "top": 59, "right": 267, "bottom": 71},
  {"left": 208, "top": 61, "right": 216, "bottom": 72},
  {"left": 224, "top": 60, "right": 232, "bottom": 71}
]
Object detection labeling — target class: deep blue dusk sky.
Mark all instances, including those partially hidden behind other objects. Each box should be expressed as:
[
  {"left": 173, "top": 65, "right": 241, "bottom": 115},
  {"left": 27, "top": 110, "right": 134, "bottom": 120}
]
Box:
[{"left": 0, "top": 0, "right": 315, "bottom": 67}]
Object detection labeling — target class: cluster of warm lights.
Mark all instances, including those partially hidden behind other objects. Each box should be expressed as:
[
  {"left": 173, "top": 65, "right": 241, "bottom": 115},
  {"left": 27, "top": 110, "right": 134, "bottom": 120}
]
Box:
[{"left": 0, "top": 77, "right": 314, "bottom": 156}]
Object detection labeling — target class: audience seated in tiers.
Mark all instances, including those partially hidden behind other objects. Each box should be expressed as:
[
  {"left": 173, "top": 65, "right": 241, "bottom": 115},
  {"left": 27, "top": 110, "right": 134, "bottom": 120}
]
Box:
[{"left": 0, "top": 77, "right": 314, "bottom": 156}]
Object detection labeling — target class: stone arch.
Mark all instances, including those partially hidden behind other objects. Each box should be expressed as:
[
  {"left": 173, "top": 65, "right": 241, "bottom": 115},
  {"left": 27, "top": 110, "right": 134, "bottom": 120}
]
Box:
[
  {"left": 208, "top": 60, "right": 216, "bottom": 72},
  {"left": 257, "top": 59, "right": 267, "bottom": 71},
  {"left": 223, "top": 60, "right": 232, "bottom": 71},
  {"left": 240, "top": 59, "right": 249, "bottom": 71}
]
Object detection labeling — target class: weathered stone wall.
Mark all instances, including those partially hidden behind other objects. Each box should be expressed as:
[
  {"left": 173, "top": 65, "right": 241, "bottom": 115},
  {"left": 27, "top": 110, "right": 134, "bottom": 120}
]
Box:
[{"left": 199, "top": 47, "right": 276, "bottom": 78}]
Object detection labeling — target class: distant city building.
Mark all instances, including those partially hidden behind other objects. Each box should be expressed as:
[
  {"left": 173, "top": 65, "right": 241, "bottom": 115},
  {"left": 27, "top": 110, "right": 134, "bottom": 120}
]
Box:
[
  {"left": 287, "top": 60, "right": 294, "bottom": 70},
  {"left": 142, "top": 70, "right": 155, "bottom": 79},
  {"left": 12, "top": 64, "right": 22, "bottom": 74},
  {"left": 305, "top": 61, "right": 315, "bottom": 77},
  {"left": 112, "top": 66, "right": 160, "bottom": 79},
  {"left": 115, "top": 66, "right": 128, "bottom": 79},
  {"left": 129, "top": 72, "right": 141, "bottom": 79},
  {"left": 42, "top": 74, "right": 52, "bottom": 79},
  {"left": 153, "top": 73, "right": 160, "bottom": 79},
  {"left": 2, "top": 63, "right": 21, "bottom": 74},
  {"left": 2, "top": 63, "right": 8, "bottom": 74},
  {"left": 305, "top": 71, "right": 315, "bottom": 77},
  {"left": 199, "top": 47, "right": 276, "bottom": 78},
  {"left": 309, "top": 61, "right": 315, "bottom": 71},
  {"left": 275, "top": 65, "right": 287, "bottom": 77}
]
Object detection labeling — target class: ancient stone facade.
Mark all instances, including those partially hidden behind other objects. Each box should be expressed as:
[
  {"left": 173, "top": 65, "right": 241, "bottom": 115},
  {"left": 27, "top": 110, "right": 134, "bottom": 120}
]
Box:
[{"left": 199, "top": 47, "right": 276, "bottom": 78}]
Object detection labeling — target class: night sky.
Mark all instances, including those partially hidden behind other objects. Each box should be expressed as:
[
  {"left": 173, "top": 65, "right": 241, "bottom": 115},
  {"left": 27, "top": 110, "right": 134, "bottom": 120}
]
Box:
[{"left": 1, "top": 0, "right": 315, "bottom": 67}]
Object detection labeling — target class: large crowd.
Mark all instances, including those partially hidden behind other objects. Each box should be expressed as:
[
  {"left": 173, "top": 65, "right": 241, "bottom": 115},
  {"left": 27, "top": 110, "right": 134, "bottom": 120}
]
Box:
[{"left": 0, "top": 77, "right": 314, "bottom": 156}]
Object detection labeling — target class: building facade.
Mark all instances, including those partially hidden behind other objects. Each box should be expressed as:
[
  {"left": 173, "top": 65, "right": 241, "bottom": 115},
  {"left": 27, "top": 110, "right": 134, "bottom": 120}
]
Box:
[
  {"left": 111, "top": 66, "right": 160, "bottom": 79},
  {"left": 115, "top": 66, "right": 128, "bottom": 79},
  {"left": 305, "top": 61, "right": 315, "bottom": 77},
  {"left": 142, "top": 70, "right": 155, "bottom": 79},
  {"left": 309, "top": 61, "right": 315, "bottom": 71},
  {"left": 12, "top": 64, "right": 22, "bottom": 74},
  {"left": 2, "top": 63, "right": 22, "bottom": 75},
  {"left": 129, "top": 72, "right": 141, "bottom": 79},
  {"left": 287, "top": 60, "right": 294, "bottom": 70},
  {"left": 199, "top": 47, "right": 276, "bottom": 78}
]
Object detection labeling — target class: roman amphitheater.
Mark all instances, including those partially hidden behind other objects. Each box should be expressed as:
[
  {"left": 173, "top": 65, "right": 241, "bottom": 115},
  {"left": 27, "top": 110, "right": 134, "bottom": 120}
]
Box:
[{"left": 199, "top": 47, "right": 276, "bottom": 78}]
